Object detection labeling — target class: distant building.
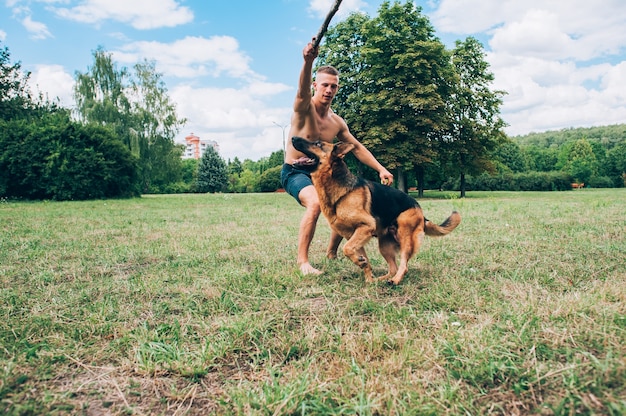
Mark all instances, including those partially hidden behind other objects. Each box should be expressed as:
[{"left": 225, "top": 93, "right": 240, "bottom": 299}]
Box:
[{"left": 182, "top": 133, "right": 219, "bottom": 160}]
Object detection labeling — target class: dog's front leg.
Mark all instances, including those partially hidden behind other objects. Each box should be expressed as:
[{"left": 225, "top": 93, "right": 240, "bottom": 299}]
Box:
[{"left": 342, "top": 227, "right": 375, "bottom": 282}]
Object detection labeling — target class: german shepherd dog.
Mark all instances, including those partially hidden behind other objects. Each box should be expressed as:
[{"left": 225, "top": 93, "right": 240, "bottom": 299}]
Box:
[{"left": 292, "top": 137, "right": 461, "bottom": 285}]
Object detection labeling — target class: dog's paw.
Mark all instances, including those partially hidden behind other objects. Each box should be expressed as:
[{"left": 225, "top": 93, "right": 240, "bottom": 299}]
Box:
[{"left": 357, "top": 255, "right": 369, "bottom": 268}]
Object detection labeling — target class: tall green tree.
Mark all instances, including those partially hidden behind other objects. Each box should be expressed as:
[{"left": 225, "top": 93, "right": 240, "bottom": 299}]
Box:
[
  {"left": 444, "top": 37, "right": 507, "bottom": 197},
  {"left": 558, "top": 138, "right": 598, "bottom": 184},
  {"left": 267, "top": 149, "right": 285, "bottom": 169},
  {"left": 228, "top": 157, "right": 243, "bottom": 177},
  {"left": 128, "top": 59, "right": 186, "bottom": 192},
  {"left": 196, "top": 146, "right": 228, "bottom": 193},
  {"left": 74, "top": 48, "right": 186, "bottom": 193},
  {"left": 606, "top": 142, "right": 626, "bottom": 186},
  {"left": 130, "top": 59, "right": 185, "bottom": 141},
  {"left": 606, "top": 140, "right": 626, "bottom": 187},
  {"left": 318, "top": 1, "right": 455, "bottom": 192},
  {"left": 315, "top": 11, "right": 374, "bottom": 181},
  {"left": 317, "top": 12, "right": 370, "bottom": 116},
  {"left": 0, "top": 41, "right": 35, "bottom": 120},
  {"left": 493, "top": 140, "right": 527, "bottom": 173},
  {"left": 523, "top": 144, "right": 559, "bottom": 172},
  {"left": 74, "top": 47, "right": 133, "bottom": 145},
  {"left": 181, "top": 158, "right": 199, "bottom": 191}
]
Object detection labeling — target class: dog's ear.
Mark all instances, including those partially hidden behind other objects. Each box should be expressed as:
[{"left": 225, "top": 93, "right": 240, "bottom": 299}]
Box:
[{"left": 333, "top": 142, "right": 354, "bottom": 159}]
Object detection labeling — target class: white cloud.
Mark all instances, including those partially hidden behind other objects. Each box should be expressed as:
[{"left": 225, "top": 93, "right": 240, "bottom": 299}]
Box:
[
  {"left": 112, "top": 36, "right": 257, "bottom": 80},
  {"left": 0, "top": 29, "right": 6, "bottom": 41},
  {"left": 21, "top": 15, "right": 52, "bottom": 39},
  {"left": 29, "top": 64, "right": 75, "bottom": 106},
  {"left": 6, "top": 0, "right": 21, "bottom": 8},
  {"left": 488, "top": 53, "right": 626, "bottom": 135},
  {"left": 430, "top": 0, "right": 626, "bottom": 135},
  {"left": 433, "top": 0, "right": 626, "bottom": 59},
  {"left": 600, "top": 61, "right": 626, "bottom": 105},
  {"left": 173, "top": 85, "right": 278, "bottom": 131},
  {"left": 171, "top": 81, "right": 292, "bottom": 160},
  {"left": 489, "top": 10, "right": 575, "bottom": 60},
  {"left": 52, "top": 0, "right": 193, "bottom": 29}
]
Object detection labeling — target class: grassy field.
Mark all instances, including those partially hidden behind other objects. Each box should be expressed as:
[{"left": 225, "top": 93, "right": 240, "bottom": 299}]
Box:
[{"left": 0, "top": 189, "right": 624, "bottom": 415}]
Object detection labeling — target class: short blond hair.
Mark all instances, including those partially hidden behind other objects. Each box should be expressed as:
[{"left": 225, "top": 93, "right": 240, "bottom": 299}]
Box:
[{"left": 315, "top": 66, "right": 339, "bottom": 77}]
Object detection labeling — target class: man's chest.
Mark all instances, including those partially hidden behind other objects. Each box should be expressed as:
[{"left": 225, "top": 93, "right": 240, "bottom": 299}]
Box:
[{"left": 314, "top": 114, "right": 341, "bottom": 140}]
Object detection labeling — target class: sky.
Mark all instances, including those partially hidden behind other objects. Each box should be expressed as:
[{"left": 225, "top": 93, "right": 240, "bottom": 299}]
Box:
[{"left": 1, "top": 0, "right": 626, "bottom": 161}]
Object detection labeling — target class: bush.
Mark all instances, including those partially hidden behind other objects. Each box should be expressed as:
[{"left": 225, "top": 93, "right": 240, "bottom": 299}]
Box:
[
  {"left": 148, "top": 181, "right": 194, "bottom": 194},
  {"left": 587, "top": 176, "right": 614, "bottom": 188},
  {"left": 0, "top": 115, "right": 140, "bottom": 200},
  {"left": 258, "top": 165, "right": 282, "bottom": 192},
  {"left": 228, "top": 169, "right": 259, "bottom": 193},
  {"left": 442, "top": 171, "right": 573, "bottom": 192}
]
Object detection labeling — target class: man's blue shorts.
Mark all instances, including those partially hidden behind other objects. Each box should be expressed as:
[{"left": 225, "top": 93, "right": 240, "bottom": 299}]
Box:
[{"left": 281, "top": 163, "right": 313, "bottom": 206}]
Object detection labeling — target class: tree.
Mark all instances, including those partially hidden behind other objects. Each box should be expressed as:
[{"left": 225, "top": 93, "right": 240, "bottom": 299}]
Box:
[
  {"left": 0, "top": 41, "right": 35, "bottom": 120},
  {"left": 523, "top": 144, "right": 559, "bottom": 172},
  {"left": 493, "top": 140, "right": 527, "bottom": 173},
  {"left": 606, "top": 142, "right": 626, "bottom": 186},
  {"left": 318, "top": 1, "right": 455, "bottom": 193},
  {"left": 228, "top": 157, "right": 243, "bottom": 177},
  {"left": 74, "top": 47, "right": 133, "bottom": 144},
  {"left": 181, "top": 158, "right": 199, "bottom": 191},
  {"left": 559, "top": 138, "right": 597, "bottom": 184},
  {"left": 196, "top": 146, "right": 228, "bottom": 193},
  {"left": 128, "top": 59, "right": 186, "bottom": 191},
  {"left": 267, "top": 149, "right": 285, "bottom": 169},
  {"left": 229, "top": 169, "right": 258, "bottom": 193},
  {"left": 74, "top": 48, "right": 186, "bottom": 193},
  {"left": 443, "top": 37, "right": 507, "bottom": 197},
  {"left": 317, "top": 12, "right": 370, "bottom": 116}
]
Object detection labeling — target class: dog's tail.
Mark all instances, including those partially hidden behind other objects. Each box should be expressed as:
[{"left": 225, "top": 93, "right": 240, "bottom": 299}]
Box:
[{"left": 424, "top": 211, "right": 461, "bottom": 237}]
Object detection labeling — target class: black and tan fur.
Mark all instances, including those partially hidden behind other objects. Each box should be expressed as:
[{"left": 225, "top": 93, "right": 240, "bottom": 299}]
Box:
[{"left": 292, "top": 137, "right": 461, "bottom": 285}]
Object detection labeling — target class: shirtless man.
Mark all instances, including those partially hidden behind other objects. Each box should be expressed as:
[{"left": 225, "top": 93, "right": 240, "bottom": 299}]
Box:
[{"left": 281, "top": 39, "right": 394, "bottom": 275}]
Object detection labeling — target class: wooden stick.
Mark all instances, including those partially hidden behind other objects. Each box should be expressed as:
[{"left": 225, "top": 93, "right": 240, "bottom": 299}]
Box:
[{"left": 312, "top": 0, "right": 343, "bottom": 49}]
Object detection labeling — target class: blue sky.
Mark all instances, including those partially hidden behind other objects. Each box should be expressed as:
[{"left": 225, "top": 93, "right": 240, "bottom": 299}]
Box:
[{"left": 2, "top": 0, "right": 626, "bottom": 161}]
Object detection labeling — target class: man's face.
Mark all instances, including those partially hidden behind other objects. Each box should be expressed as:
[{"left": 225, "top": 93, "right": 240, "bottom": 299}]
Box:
[{"left": 313, "top": 73, "right": 339, "bottom": 104}]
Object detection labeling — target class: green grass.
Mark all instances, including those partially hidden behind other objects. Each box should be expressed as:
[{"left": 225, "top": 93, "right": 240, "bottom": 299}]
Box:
[{"left": 1, "top": 189, "right": 624, "bottom": 415}]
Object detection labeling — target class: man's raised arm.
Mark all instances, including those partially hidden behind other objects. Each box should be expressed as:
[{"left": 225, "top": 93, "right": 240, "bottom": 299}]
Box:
[{"left": 293, "top": 40, "right": 318, "bottom": 113}]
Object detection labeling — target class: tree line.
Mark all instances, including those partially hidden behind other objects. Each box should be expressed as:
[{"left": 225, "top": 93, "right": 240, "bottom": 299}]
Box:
[
  {"left": 220, "top": 124, "right": 626, "bottom": 194},
  {"left": 1, "top": 1, "right": 625, "bottom": 201},
  {"left": 487, "top": 127, "right": 626, "bottom": 190}
]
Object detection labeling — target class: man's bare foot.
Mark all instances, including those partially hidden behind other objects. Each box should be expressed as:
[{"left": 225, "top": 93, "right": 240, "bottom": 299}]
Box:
[{"left": 299, "top": 262, "right": 323, "bottom": 275}]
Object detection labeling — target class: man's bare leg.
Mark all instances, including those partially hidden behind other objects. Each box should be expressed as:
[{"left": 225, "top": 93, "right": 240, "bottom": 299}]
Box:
[{"left": 297, "top": 186, "right": 322, "bottom": 275}]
